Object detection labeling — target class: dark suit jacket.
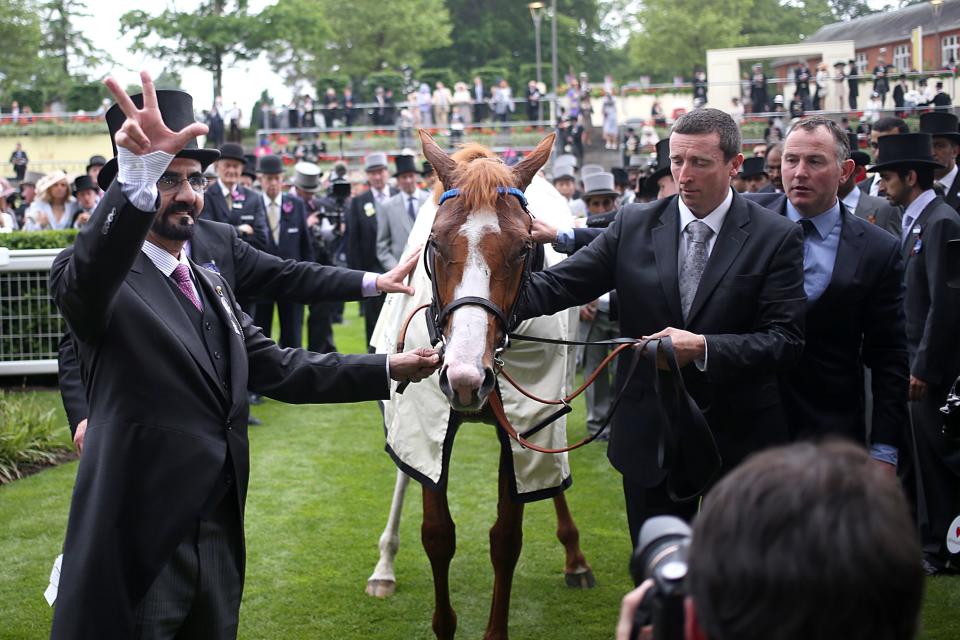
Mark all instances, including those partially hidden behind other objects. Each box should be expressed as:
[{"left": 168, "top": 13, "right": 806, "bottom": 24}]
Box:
[
  {"left": 58, "top": 217, "right": 368, "bottom": 433},
  {"left": 902, "top": 196, "right": 960, "bottom": 390},
  {"left": 49, "top": 182, "right": 388, "bottom": 638},
  {"left": 262, "top": 193, "right": 315, "bottom": 262},
  {"left": 942, "top": 174, "right": 960, "bottom": 212},
  {"left": 201, "top": 182, "right": 270, "bottom": 251},
  {"left": 755, "top": 183, "right": 776, "bottom": 193},
  {"left": 851, "top": 188, "right": 902, "bottom": 237},
  {"left": 518, "top": 191, "right": 806, "bottom": 486},
  {"left": 748, "top": 194, "right": 908, "bottom": 449},
  {"left": 346, "top": 187, "right": 397, "bottom": 273}
]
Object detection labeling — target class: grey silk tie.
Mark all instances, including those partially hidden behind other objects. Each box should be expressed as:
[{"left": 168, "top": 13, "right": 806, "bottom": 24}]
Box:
[
  {"left": 679, "top": 220, "right": 713, "bottom": 321},
  {"left": 268, "top": 201, "right": 280, "bottom": 243}
]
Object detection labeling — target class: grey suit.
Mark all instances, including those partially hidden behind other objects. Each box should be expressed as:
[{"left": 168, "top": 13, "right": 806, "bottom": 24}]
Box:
[
  {"left": 376, "top": 190, "right": 429, "bottom": 270},
  {"left": 851, "top": 188, "right": 902, "bottom": 237}
]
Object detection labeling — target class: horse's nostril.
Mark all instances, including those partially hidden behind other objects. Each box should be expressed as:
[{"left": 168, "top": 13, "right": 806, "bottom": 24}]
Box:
[
  {"left": 438, "top": 366, "right": 452, "bottom": 397},
  {"left": 479, "top": 367, "right": 496, "bottom": 398}
]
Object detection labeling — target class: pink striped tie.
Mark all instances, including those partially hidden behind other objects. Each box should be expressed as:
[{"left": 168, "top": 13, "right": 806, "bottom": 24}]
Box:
[{"left": 171, "top": 264, "right": 202, "bottom": 312}]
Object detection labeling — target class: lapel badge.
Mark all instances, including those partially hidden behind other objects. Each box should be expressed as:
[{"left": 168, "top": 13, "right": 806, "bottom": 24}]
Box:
[
  {"left": 911, "top": 238, "right": 922, "bottom": 256},
  {"left": 216, "top": 285, "right": 223, "bottom": 296}
]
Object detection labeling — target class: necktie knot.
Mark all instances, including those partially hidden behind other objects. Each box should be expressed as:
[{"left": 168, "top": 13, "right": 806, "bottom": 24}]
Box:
[
  {"left": 171, "top": 263, "right": 191, "bottom": 285},
  {"left": 686, "top": 220, "right": 713, "bottom": 243},
  {"left": 799, "top": 218, "right": 816, "bottom": 237}
]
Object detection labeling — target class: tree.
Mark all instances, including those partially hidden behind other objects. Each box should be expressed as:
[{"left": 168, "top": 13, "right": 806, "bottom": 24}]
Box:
[
  {"left": 0, "top": 0, "right": 42, "bottom": 96},
  {"left": 120, "top": 0, "right": 270, "bottom": 100},
  {"left": 258, "top": 0, "right": 332, "bottom": 89},
  {"left": 830, "top": 0, "right": 881, "bottom": 20},
  {"left": 266, "top": 0, "right": 452, "bottom": 83},
  {"left": 40, "top": 1, "right": 110, "bottom": 77}
]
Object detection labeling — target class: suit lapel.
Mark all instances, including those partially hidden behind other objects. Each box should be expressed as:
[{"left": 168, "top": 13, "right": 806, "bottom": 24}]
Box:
[
  {"left": 126, "top": 251, "right": 222, "bottom": 393},
  {"left": 945, "top": 176, "right": 960, "bottom": 210},
  {"left": 651, "top": 200, "right": 683, "bottom": 325},
  {"left": 686, "top": 195, "right": 750, "bottom": 324},
  {"left": 192, "top": 261, "right": 247, "bottom": 413},
  {"left": 901, "top": 198, "right": 939, "bottom": 260},
  {"left": 816, "top": 206, "right": 864, "bottom": 307},
  {"left": 205, "top": 185, "right": 228, "bottom": 221}
]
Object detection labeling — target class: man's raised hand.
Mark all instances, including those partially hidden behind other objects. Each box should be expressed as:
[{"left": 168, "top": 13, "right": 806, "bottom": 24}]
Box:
[{"left": 103, "top": 71, "right": 208, "bottom": 157}]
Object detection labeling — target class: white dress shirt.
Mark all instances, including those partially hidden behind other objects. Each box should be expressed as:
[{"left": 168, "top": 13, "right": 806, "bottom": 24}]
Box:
[
  {"left": 938, "top": 163, "right": 958, "bottom": 194},
  {"left": 901, "top": 188, "right": 937, "bottom": 245}
]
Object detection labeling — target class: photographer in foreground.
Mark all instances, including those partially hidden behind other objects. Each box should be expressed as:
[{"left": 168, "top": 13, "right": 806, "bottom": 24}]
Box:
[{"left": 618, "top": 439, "right": 924, "bottom": 640}]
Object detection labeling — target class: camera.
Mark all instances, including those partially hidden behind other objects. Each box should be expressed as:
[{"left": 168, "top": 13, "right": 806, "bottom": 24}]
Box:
[
  {"left": 940, "top": 378, "right": 960, "bottom": 441},
  {"left": 628, "top": 516, "right": 691, "bottom": 640}
]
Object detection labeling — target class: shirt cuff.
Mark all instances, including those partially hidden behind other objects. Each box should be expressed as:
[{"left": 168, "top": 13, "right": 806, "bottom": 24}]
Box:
[
  {"left": 552, "top": 226, "right": 576, "bottom": 254},
  {"left": 362, "top": 272, "right": 381, "bottom": 297},
  {"left": 694, "top": 336, "right": 708, "bottom": 371},
  {"left": 117, "top": 147, "right": 175, "bottom": 212},
  {"left": 385, "top": 355, "right": 391, "bottom": 390},
  {"left": 870, "top": 443, "right": 898, "bottom": 467}
]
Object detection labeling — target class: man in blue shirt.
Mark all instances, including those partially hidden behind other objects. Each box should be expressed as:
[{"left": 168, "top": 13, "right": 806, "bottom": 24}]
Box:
[{"left": 749, "top": 116, "right": 908, "bottom": 475}]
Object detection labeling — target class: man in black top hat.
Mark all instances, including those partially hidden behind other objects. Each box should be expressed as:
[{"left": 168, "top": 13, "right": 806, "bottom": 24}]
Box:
[
  {"left": 71, "top": 175, "right": 99, "bottom": 229},
  {"left": 201, "top": 141, "right": 269, "bottom": 252},
  {"left": 873, "top": 132, "right": 960, "bottom": 575},
  {"left": 739, "top": 156, "right": 771, "bottom": 193},
  {"left": 49, "top": 72, "right": 439, "bottom": 639},
  {"left": 376, "top": 154, "right": 429, "bottom": 271},
  {"left": 919, "top": 111, "right": 960, "bottom": 211}
]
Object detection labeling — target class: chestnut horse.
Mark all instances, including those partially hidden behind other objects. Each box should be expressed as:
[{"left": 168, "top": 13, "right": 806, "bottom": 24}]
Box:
[{"left": 425, "top": 131, "right": 577, "bottom": 639}]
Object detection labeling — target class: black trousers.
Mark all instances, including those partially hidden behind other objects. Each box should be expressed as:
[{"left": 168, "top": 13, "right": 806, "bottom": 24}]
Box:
[
  {"left": 133, "top": 494, "right": 243, "bottom": 640},
  {"left": 254, "top": 300, "right": 304, "bottom": 349},
  {"left": 623, "top": 476, "right": 699, "bottom": 556},
  {"left": 307, "top": 301, "right": 337, "bottom": 353},
  {"left": 362, "top": 294, "right": 385, "bottom": 353}
]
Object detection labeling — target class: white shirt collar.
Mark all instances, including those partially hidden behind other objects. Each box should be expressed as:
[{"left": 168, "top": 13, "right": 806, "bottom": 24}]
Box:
[
  {"left": 939, "top": 163, "right": 958, "bottom": 192},
  {"left": 218, "top": 179, "right": 233, "bottom": 198},
  {"left": 141, "top": 239, "right": 192, "bottom": 278},
  {"left": 841, "top": 185, "right": 861, "bottom": 211},
  {"left": 263, "top": 192, "right": 282, "bottom": 208},
  {"left": 903, "top": 188, "right": 938, "bottom": 229},
  {"left": 678, "top": 187, "right": 734, "bottom": 237}
]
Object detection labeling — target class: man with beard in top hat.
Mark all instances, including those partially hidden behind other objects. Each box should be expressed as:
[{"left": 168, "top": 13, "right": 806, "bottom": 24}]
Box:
[
  {"left": 253, "top": 154, "right": 314, "bottom": 349},
  {"left": 376, "top": 154, "right": 429, "bottom": 271},
  {"left": 919, "top": 111, "right": 960, "bottom": 211},
  {"left": 48, "top": 73, "right": 440, "bottom": 639},
  {"left": 873, "top": 132, "right": 960, "bottom": 575},
  {"left": 347, "top": 152, "right": 398, "bottom": 348},
  {"left": 201, "top": 141, "right": 269, "bottom": 252}
]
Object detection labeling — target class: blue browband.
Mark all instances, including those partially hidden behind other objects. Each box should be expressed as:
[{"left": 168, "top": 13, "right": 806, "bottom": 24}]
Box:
[{"left": 438, "top": 186, "right": 529, "bottom": 209}]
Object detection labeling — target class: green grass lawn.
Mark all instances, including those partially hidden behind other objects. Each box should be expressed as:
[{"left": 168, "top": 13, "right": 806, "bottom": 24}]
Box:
[{"left": 1, "top": 302, "right": 958, "bottom": 638}]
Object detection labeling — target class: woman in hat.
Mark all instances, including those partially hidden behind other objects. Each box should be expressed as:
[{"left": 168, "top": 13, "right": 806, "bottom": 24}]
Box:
[
  {"left": 0, "top": 186, "right": 18, "bottom": 232},
  {"left": 24, "top": 171, "right": 78, "bottom": 231}
]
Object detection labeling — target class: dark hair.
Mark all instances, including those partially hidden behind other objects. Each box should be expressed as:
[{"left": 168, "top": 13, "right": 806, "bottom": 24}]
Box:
[
  {"left": 688, "top": 440, "right": 923, "bottom": 640},
  {"left": 896, "top": 165, "right": 936, "bottom": 191},
  {"left": 787, "top": 116, "right": 851, "bottom": 164},
  {"left": 671, "top": 108, "right": 741, "bottom": 161},
  {"left": 874, "top": 116, "right": 910, "bottom": 134}
]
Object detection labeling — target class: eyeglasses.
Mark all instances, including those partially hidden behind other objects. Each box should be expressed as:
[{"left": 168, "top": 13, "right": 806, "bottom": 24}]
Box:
[{"left": 157, "top": 175, "right": 208, "bottom": 193}]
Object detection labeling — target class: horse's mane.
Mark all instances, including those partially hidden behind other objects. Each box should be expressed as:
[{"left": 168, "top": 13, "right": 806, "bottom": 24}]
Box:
[{"left": 432, "top": 143, "right": 514, "bottom": 213}]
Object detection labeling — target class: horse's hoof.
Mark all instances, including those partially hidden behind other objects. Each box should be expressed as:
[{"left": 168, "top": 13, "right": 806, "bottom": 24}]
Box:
[
  {"left": 365, "top": 579, "right": 397, "bottom": 598},
  {"left": 564, "top": 568, "right": 596, "bottom": 589}
]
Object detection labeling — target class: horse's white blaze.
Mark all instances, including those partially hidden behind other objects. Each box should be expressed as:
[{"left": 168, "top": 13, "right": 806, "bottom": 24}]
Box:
[{"left": 444, "top": 209, "right": 500, "bottom": 387}]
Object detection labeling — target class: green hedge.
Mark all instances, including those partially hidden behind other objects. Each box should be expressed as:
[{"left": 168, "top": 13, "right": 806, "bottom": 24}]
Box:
[
  {"left": 0, "top": 120, "right": 106, "bottom": 137},
  {"left": 0, "top": 230, "right": 77, "bottom": 249}
]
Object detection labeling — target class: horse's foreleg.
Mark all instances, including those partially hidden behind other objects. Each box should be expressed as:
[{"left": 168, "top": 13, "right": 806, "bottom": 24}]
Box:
[
  {"left": 484, "top": 449, "right": 525, "bottom": 640},
  {"left": 366, "top": 468, "right": 411, "bottom": 598},
  {"left": 423, "top": 484, "right": 457, "bottom": 640},
  {"left": 553, "top": 492, "right": 596, "bottom": 588}
]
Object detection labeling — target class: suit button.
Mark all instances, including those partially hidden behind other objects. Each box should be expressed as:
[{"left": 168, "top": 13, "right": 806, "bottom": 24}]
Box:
[
  {"left": 205, "top": 321, "right": 212, "bottom": 331},
  {"left": 214, "top": 351, "right": 222, "bottom": 359},
  {"left": 225, "top": 420, "right": 232, "bottom": 431}
]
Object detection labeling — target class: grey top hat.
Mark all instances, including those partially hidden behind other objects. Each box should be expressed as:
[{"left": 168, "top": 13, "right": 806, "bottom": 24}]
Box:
[
  {"left": 627, "top": 155, "right": 646, "bottom": 168},
  {"left": 555, "top": 153, "right": 578, "bottom": 169},
  {"left": 581, "top": 164, "right": 604, "bottom": 179},
  {"left": 294, "top": 161, "right": 323, "bottom": 192},
  {"left": 581, "top": 172, "right": 619, "bottom": 198},
  {"left": 364, "top": 152, "right": 389, "bottom": 172},
  {"left": 552, "top": 161, "right": 576, "bottom": 181}
]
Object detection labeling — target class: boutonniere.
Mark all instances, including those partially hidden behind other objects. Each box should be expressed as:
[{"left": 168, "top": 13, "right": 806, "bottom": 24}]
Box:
[
  {"left": 230, "top": 189, "right": 246, "bottom": 203},
  {"left": 282, "top": 200, "right": 293, "bottom": 214},
  {"left": 911, "top": 238, "right": 923, "bottom": 256},
  {"left": 364, "top": 202, "right": 376, "bottom": 217}
]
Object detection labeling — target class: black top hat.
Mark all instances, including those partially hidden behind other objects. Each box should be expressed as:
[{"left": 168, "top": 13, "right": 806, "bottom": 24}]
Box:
[
  {"left": 847, "top": 132, "right": 860, "bottom": 153},
  {"left": 218, "top": 142, "right": 246, "bottom": 163},
  {"left": 257, "top": 154, "right": 284, "bottom": 175},
  {"left": 648, "top": 138, "right": 672, "bottom": 183},
  {"left": 98, "top": 90, "right": 220, "bottom": 190},
  {"left": 73, "top": 175, "right": 97, "bottom": 195},
  {"left": 739, "top": 156, "right": 768, "bottom": 179},
  {"left": 243, "top": 154, "right": 257, "bottom": 178},
  {"left": 394, "top": 154, "right": 419, "bottom": 177},
  {"left": 421, "top": 160, "right": 434, "bottom": 177},
  {"left": 868, "top": 133, "right": 946, "bottom": 173},
  {"left": 611, "top": 167, "right": 629, "bottom": 187},
  {"left": 919, "top": 112, "right": 960, "bottom": 144},
  {"left": 86, "top": 155, "right": 107, "bottom": 172}
]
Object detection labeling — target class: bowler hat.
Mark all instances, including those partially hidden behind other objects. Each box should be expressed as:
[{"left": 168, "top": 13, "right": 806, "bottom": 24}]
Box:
[
  {"left": 868, "top": 133, "right": 945, "bottom": 173},
  {"left": 648, "top": 138, "right": 672, "bottom": 183},
  {"left": 86, "top": 155, "right": 107, "bottom": 173},
  {"left": 364, "top": 152, "right": 389, "bottom": 172},
  {"left": 257, "top": 154, "right": 285, "bottom": 175},
  {"left": 72, "top": 175, "right": 97, "bottom": 195},
  {"left": 919, "top": 112, "right": 960, "bottom": 144},
  {"left": 218, "top": 142, "right": 246, "bottom": 164},
  {"left": 242, "top": 154, "right": 257, "bottom": 179},
  {"left": 293, "top": 161, "right": 323, "bottom": 193},
  {"left": 394, "top": 154, "right": 419, "bottom": 177},
  {"left": 739, "top": 156, "right": 768, "bottom": 179},
  {"left": 581, "top": 172, "right": 619, "bottom": 199},
  {"left": 98, "top": 90, "right": 220, "bottom": 190}
]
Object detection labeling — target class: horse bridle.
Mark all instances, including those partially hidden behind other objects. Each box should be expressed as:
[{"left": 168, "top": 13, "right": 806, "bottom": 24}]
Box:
[{"left": 422, "top": 186, "right": 541, "bottom": 355}]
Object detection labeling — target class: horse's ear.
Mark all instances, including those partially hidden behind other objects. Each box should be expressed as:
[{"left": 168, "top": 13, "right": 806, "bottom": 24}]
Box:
[
  {"left": 419, "top": 129, "right": 456, "bottom": 189},
  {"left": 511, "top": 133, "right": 556, "bottom": 191}
]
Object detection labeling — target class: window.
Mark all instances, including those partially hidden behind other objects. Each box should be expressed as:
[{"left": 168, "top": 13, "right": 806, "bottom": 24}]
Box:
[
  {"left": 893, "top": 44, "right": 910, "bottom": 72},
  {"left": 942, "top": 35, "right": 959, "bottom": 68},
  {"left": 856, "top": 53, "right": 868, "bottom": 76}
]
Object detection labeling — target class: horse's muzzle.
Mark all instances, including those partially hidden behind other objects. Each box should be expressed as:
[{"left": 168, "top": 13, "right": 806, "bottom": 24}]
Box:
[{"left": 438, "top": 363, "right": 496, "bottom": 412}]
